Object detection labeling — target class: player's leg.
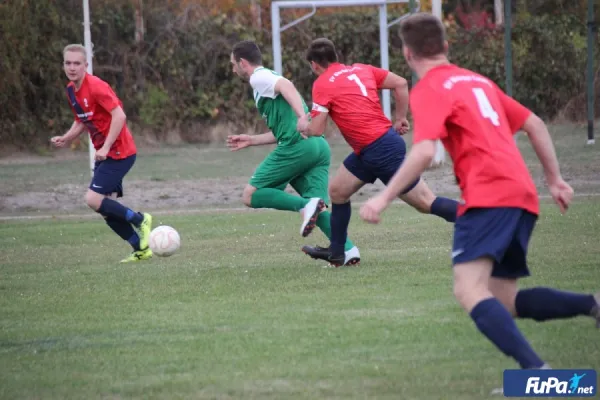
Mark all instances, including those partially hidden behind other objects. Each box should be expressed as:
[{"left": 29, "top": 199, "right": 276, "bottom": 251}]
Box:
[
  {"left": 86, "top": 155, "right": 153, "bottom": 258},
  {"left": 325, "top": 156, "right": 370, "bottom": 266},
  {"left": 101, "top": 192, "right": 140, "bottom": 249},
  {"left": 397, "top": 180, "right": 457, "bottom": 222},
  {"left": 452, "top": 208, "right": 547, "bottom": 369},
  {"left": 364, "top": 129, "right": 457, "bottom": 222},
  {"left": 245, "top": 147, "right": 325, "bottom": 234},
  {"left": 289, "top": 140, "right": 359, "bottom": 265},
  {"left": 489, "top": 212, "right": 599, "bottom": 326},
  {"left": 98, "top": 192, "right": 153, "bottom": 263},
  {"left": 454, "top": 258, "right": 547, "bottom": 369},
  {"left": 490, "top": 278, "right": 599, "bottom": 326}
]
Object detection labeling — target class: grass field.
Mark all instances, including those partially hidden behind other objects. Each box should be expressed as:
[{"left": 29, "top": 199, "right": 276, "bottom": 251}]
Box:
[
  {"left": 1, "top": 200, "right": 600, "bottom": 399},
  {"left": 1, "top": 123, "right": 600, "bottom": 399}
]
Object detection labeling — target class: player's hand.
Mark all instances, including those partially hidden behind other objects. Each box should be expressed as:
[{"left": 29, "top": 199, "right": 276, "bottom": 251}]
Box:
[
  {"left": 296, "top": 114, "right": 310, "bottom": 134},
  {"left": 548, "top": 177, "right": 574, "bottom": 214},
  {"left": 227, "top": 134, "right": 252, "bottom": 151},
  {"left": 94, "top": 147, "right": 108, "bottom": 161},
  {"left": 394, "top": 118, "right": 410, "bottom": 135},
  {"left": 360, "top": 194, "right": 390, "bottom": 224},
  {"left": 50, "top": 135, "right": 68, "bottom": 148}
]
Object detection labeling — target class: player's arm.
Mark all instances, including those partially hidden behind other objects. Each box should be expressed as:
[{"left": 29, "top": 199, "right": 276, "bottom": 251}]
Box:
[
  {"left": 361, "top": 140, "right": 437, "bottom": 224},
  {"left": 381, "top": 89, "right": 449, "bottom": 201},
  {"left": 522, "top": 115, "right": 562, "bottom": 184},
  {"left": 382, "top": 140, "right": 437, "bottom": 202},
  {"left": 250, "top": 132, "right": 277, "bottom": 145},
  {"left": 63, "top": 121, "right": 86, "bottom": 141},
  {"left": 499, "top": 89, "right": 563, "bottom": 184},
  {"left": 51, "top": 121, "right": 86, "bottom": 147},
  {"left": 298, "top": 83, "right": 330, "bottom": 136},
  {"left": 91, "top": 82, "right": 126, "bottom": 155},
  {"left": 379, "top": 72, "right": 409, "bottom": 120},
  {"left": 502, "top": 90, "right": 573, "bottom": 212},
  {"left": 360, "top": 89, "right": 450, "bottom": 223},
  {"left": 227, "top": 132, "right": 276, "bottom": 151},
  {"left": 274, "top": 78, "right": 307, "bottom": 119},
  {"left": 101, "top": 106, "right": 127, "bottom": 152},
  {"left": 301, "top": 111, "right": 328, "bottom": 137}
]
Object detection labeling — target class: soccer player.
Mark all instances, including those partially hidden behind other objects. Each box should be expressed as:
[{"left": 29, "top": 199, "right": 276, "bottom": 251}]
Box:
[
  {"left": 297, "top": 38, "right": 458, "bottom": 266},
  {"left": 51, "top": 44, "right": 153, "bottom": 263},
  {"left": 227, "top": 40, "right": 359, "bottom": 265},
  {"left": 360, "top": 13, "right": 599, "bottom": 371}
]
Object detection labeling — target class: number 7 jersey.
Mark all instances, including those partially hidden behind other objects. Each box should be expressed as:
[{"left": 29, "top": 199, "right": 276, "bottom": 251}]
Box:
[
  {"left": 310, "top": 63, "right": 392, "bottom": 154},
  {"left": 410, "top": 63, "right": 538, "bottom": 217}
]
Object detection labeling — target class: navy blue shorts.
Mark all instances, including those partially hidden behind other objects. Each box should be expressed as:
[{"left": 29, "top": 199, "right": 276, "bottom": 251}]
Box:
[
  {"left": 452, "top": 207, "right": 538, "bottom": 279},
  {"left": 343, "top": 128, "right": 419, "bottom": 194},
  {"left": 89, "top": 154, "right": 136, "bottom": 198}
]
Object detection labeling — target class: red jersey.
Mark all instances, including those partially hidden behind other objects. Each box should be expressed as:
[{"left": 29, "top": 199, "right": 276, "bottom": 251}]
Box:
[
  {"left": 66, "top": 73, "right": 136, "bottom": 159},
  {"left": 410, "top": 64, "right": 538, "bottom": 216},
  {"left": 310, "top": 63, "right": 392, "bottom": 154}
]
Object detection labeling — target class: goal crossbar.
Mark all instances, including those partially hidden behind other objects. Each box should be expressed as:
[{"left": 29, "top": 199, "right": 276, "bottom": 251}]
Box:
[{"left": 271, "top": 0, "right": 446, "bottom": 166}]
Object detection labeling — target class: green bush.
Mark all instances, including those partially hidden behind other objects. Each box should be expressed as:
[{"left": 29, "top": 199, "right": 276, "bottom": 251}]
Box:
[{"left": 0, "top": 0, "right": 597, "bottom": 150}]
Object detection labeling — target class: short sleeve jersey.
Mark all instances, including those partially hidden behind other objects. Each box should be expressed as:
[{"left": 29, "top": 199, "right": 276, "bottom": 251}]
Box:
[
  {"left": 250, "top": 67, "right": 308, "bottom": 146},
  {"left": 66, "top": 73, "right": 136, "bottom": 159},
  {"left": 309, "top": 63, "right": 392, "bottom": 154},
  {"left": 410, "top": 64, "right": 537, "bottom": 216}
]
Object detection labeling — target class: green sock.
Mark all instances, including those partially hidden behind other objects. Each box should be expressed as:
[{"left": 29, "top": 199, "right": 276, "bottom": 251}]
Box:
[
  {"left": 250, "top": 188, "right": 308, "bottom": 211},
  {"left": 317, "top": 211, "right": 355, "bottom": 251}
]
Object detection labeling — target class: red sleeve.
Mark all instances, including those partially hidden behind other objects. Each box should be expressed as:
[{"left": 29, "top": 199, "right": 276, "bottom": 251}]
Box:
[
  {"left": 410, "top": 85, "right": 452, "bottom": 143},
  {"left": 367, "top": 65, "right": 389, "bottom": 89},
  {"left": 309, "top": 79, "right": 333, "bottom": 118},
  {"left": 92, "top": 80, "right": 121, "bottom": 113},
  {"left": 496, "top": 86, "right": 532, "bottom": 134}
]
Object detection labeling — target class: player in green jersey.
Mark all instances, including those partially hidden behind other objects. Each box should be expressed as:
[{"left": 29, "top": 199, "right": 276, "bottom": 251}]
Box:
[{"left": 227, "top": 40, "right": 359, "bottom": 265}]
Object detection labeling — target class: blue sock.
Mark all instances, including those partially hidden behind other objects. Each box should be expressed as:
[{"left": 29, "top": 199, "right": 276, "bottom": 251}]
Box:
[
  {"left": 431, "top": 197, "right": 458, "bottom": 222},
  {"left": 470, "top": 298, "right": 545, "bottom": 369},
  {"left": 330, "top": 202, "right": 351, "bottom": 255},
  {"left": 516, "top": 287, "right": 597, "bottom": 321},
  {"left": 98, "top": 198, "right": 143, "bottom": 227},
  {"left": 127, "top": 233, "right": 141, "bottom": 251},
  {"left": 105, "top": 217, "right": 140, "bottom": 251}
]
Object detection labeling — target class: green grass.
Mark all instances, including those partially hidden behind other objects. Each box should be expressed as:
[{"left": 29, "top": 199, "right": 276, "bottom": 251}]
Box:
[{"left": 1, "top": 199, "right": 599, "bottom": 399}]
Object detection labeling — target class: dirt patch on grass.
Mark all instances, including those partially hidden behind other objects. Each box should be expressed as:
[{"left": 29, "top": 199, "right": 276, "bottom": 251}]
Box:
[
  {"left": 0, "top": 163, "right": 460, "bottom": 214},
  {"left": 2, "top": 125, "right": 598, "bottom": 215}
]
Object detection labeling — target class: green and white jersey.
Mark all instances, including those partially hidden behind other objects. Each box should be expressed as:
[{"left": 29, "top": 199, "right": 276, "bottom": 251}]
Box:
[{"left": 250, "top": 67, "right": 308, "bottom": 146}]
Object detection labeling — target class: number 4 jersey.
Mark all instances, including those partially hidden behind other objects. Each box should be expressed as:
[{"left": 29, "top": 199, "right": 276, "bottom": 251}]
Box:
[
  {"left": 310, "top": 63, "right": 392, "bottom": 154},
  {"left": 410, "top": 64, "right": 538, "bottom": 217}
]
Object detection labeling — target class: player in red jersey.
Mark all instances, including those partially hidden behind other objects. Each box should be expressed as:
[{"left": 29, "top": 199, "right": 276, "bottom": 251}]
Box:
[
  {"left": 361, "top": 14, "right": 599, "bottom": 374},
  {"left": 297, "top": 38, "right": 458, "bottom": 266},
  {"left": 51, "top": 44, "right": 153, "bottom": 263}
]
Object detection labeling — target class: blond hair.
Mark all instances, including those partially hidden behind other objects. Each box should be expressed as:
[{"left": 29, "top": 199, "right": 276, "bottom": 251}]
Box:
[{"left": 63, "top": 44, "right": 88, "bottom": 58}]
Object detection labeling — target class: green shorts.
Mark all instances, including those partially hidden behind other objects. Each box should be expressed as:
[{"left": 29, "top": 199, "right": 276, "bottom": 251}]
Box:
[{"left": 249, "top": 136, "right": 331, "bottom": 204}]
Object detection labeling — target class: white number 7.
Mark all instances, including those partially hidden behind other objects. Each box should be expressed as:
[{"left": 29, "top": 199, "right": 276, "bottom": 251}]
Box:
[
  {"left": 472, "top": 88, "right": 500, "bottom": 126},
  {"left": 348, "top": 74, "right": 368, "bottom": 96}
]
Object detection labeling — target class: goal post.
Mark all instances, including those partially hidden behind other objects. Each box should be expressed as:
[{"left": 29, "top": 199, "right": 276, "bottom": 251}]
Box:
[
  {"left": 271, "top": 0, "right": 446, "bottom": 166},
  {"left": 83, "top": 0, "right": 95, "bottom": 176}
]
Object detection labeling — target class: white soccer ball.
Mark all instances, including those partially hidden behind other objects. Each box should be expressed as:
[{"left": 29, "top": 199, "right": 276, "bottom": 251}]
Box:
[{"left": 149, "top": 225, "right": 180, "bottom": 257}]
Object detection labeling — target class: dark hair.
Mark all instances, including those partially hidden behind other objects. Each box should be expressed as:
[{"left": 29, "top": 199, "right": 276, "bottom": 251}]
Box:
[
  {"left": 399, "top": 13, "right": 446, "bottom": 58},
  {"left": 305, "top": 38, "right": 338, "bottom": 68},
  {"left": 232, "top": 40, "right": 262, "bottom": 65}
]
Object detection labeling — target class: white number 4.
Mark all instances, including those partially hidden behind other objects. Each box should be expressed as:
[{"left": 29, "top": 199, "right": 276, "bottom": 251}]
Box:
[
  {"left": 348, "top": 74, "right": 368, "bottom": 96},
  {"left": 472, "top": 88, "right": 500, "bottom": 126}
]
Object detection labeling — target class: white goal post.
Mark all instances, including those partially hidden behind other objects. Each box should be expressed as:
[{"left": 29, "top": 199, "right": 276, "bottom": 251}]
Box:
[
  {"left": 271, "top": 0, "right": 446, "bottom": 167},
  {"left": 83, "top": 0, "right": 95, "bottom": 175}
]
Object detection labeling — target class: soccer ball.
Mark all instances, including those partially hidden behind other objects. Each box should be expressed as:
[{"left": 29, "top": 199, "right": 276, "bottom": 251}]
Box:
[{"left": 149, "top": 225, "right": 180, "bottom": 257}]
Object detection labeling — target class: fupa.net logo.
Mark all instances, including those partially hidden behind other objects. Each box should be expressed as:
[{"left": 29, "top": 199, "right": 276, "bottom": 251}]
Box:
[{"left": 503, "top": 369, "right": 597, "bottom": 397}]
